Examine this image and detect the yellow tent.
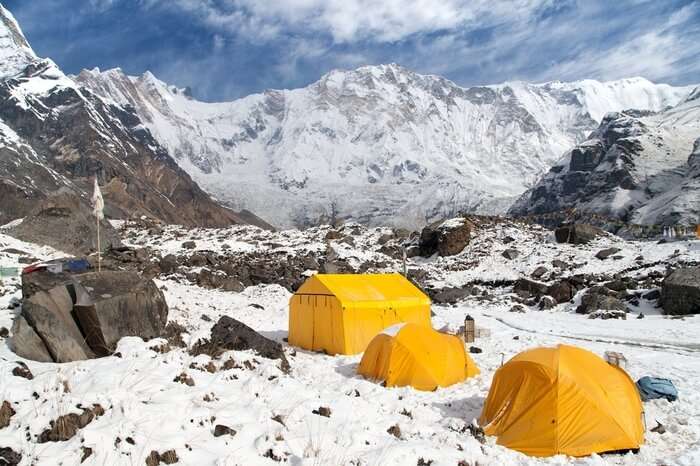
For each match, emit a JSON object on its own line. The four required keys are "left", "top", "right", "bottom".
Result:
{"left": 358, "top": 323, "right": 480, "bottom": 391}
{"left": 289, "top": 273, "right": 431, "bottom": 355}
{"left": 479, "top": 344, "right": 644, "bottom": 457}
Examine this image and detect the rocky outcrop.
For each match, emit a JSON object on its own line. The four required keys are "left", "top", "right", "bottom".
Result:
{"left": 660, "top": 267, "right": 700, "bottom": 315}
{"left": 419, "top": 218, "right": 473, "bottom": 257}
{"left": 510, "top": 101, "right": 700, "bottom": 227}
{"left": 192, "top": 316, "right": 289, "bottom": 372}
{"left": 10, "top": 268, "right": 168, "bottom": 362}
{"left": 554, "top": 224, "right": 605, "bottom": 245}
{"left": 0, "top": 8, "right": 269, "bottom": 229}
{"left": 9, "top": 191, "right": 122, "bottom": 255}
{"left": 575, "top": 287, "right": 627, "bottom": 315}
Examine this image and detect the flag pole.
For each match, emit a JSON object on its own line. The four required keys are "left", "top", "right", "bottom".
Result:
{"left": 96, "top": 210, "right": 101, "bottom": 272}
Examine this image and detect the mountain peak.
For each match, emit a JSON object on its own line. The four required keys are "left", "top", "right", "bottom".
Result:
{"left": 0, "top": 4, "right": 37, "bottom": 79}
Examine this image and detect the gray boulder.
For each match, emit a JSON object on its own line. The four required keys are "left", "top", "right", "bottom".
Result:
{"left": 513, "top": 278, "right": 548, "bottom": 299}
{"left": 501, "top": 248, "right": 520, "bottom": 260}
{"left": 22, "top": 287, "right": 94, "bottom": 362}
{"left": 9, "top": 315, "right": 53, "bottom": 362}
{"left": 660, "top": 267, "right": 700, "bottom": 315}
{"left": 555, "top": 224, "right": 605, "bottom": 245}
{"left": 72, "top": 271, "right": 168, "bottom": 356}
{"left": 595, "top": 247, "right": 621, "bottom": 260}
{"left": 419, "top": 218, "right": 474, "bottom": 257}
{"left": 576, "top": 287, "right": 627, "bottom": 315}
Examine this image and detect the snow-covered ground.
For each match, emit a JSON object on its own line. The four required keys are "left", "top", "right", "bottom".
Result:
{"left": 1, "top": 224, "right": 699, "bottom": 465}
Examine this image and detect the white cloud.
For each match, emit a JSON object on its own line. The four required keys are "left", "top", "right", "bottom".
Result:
{"left": 152, "top": 0, "right": 552, "bottom": 44}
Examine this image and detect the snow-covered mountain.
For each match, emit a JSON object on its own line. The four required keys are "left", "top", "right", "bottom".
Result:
{"left": 0, "top": 4, "right": 268, "bottom": 228}
{"left": 509, "top": 90, "right": 700, "bottom": 225}
{"left": 76, "top": 64, "right": 694, "bottom": 228}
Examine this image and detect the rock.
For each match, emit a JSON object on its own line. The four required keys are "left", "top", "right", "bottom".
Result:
{"left": 8, "top": 191, "right": 122, "bottom": 255}
{"left": 387, "top": 424, "right": 401, "bottom": 439}
{"left": 576, "top": 288, "right": 627, "bottom": 315}
{"left": 9, "top": 315, "right": 53, "bottom": 362}
{"left": 37, "top": 404, "right": 104, "bottom": 443}
{"left": 530, "top": 266, "right": 547, "bottom": 279}
{"left": 220, "top": 277, "right": 245, "bottom": 292}
{"left": 0, "top": 401, "right": 15, "bottom": 429}
{"left": 554, "top": 224, "right": 605, "bottom": 245}
{"left": 512, "top": 278, "right": 548, "bottom": 299}
{"left": 312, "top": 406, "right": 331, "bottom": 417}
{"left": 0, "top": 327, "right": 7, "bottom": 338}
{"left": 419, "top": 218, "right": 474, "bottom": 257}
{"left": 146, "top": 450, "right": 179, "bottom": 466}
{"left": 650, "top": 421, "right": 666, "bottom": 434}
{"left": 509, "top": 304, "right": 526, "bottom": 313}
{"left": 588, "top": 309, "right": 627, "bottom": 320}
{"left": 428, "top": 286, "right": 475, "bottom": 304}
{"left": 546, "top": 280, "right": 576, "bottom": 304}
{"left": 502, "top": 236, "right": 516, "bottom": 244}
{"left": 661, "top": 267, "right": 700, "bottom": 315}
{"left": 21, "top": 286, "right": 95, "bottom": 362}
{"left": 643, "top": 289, "right": 661, "bottom": 300}
{"left": 538, "top": 296, "right": 556, "bottom": 310}
{"left": 192, "top": 316, "right": 289, "bottom": 373}
{"left": 81, "top": 446, "right": 93, "bottom": 463}
{"left": 72, "top": 271, "right": 168, "bottom": 356}
{"left": 551, "top": 259, "right": 569, "bottom": 270}
{"left": 182, "top": 241, "right": 196, "bottom": 250}
{"left": 469, "top": 346, "right": 482, "bottom": 354}
{"left": 501, "top": 248, "right": 520, "bottom": 260}
{"left": 159, "top": 254, "right": 179, "bottom": 274}
{"left": 637, "top": 312, "right": 645, "bottom": 319}
{"left": 604, "top": 278, "right": 635, "bottom": 292}
{"left": 213, "top": 424, "right": 237, "bottom": 437}
{"left": 11, "top": 362, "right": 33, "bottom": 380}
{"left": 0, "top": 447, "right": 21, "bottom": 466}
{"left": 595, "top": 247, "right": 621, "bottom": 260}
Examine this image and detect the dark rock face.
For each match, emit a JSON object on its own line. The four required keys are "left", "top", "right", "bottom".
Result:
{"left": 660, "top": 267, "right": 700, "bottom": 315}
{"left": 546, "top": 280, "right": 576, "bottom": 304}
{"left": 9, "top": 191, "right": 122, "bottom": 255}
{"left": 419, "top": 219, "right": 473, "bottom": 257}
{"left": 193, "top": 316, "right": 289, "bottom": 372}
{"left": 554, "top": 224, "right": 605, "bottom": 245}
{"left": 0, "top": 56, "right": 268, "bottom": 229}
{"left": 513, "top": 278, "right": 548, "bottom": 299}
{"left": 72, "top": 271, "right": 168, "bottom": 355}
{"left": 11, "top": 269, "right": 168, "bottom": 362}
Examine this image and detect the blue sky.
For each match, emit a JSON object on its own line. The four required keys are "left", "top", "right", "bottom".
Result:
{"left": 4, "top": 0, "right": 700, "bottom": 102}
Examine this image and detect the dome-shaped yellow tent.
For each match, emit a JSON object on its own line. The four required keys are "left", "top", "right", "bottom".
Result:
{"left": 357, "top": 323, "right": 480, "bottom": 391}
{"left": 479, "top": 344, "right": 644, "bottom": 457}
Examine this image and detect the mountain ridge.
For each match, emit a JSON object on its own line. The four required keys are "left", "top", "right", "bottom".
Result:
{"left": 76, "top": 63, "right": 695, "bottom": 228}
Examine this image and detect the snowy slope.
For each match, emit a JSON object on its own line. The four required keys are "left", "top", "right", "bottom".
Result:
{"left": 75, "top": 66, "right": 695, "bottom": 229}
{"left": 2, "top": 220, "right": 700, "bottom": 465}
{"left": 510, "top": 89, "right": 700, "bottom": 225}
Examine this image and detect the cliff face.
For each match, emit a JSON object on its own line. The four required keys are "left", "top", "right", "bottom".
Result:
{"left": 0, "top": 4, "right": 270, "bottom": 229}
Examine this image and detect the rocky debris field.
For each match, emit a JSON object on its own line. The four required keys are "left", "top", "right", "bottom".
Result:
{"left": 0, "top": 216, "right": 699, "bottom": 465}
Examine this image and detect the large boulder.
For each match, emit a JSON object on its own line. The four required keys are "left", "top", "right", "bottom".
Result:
{"left": 419, "top": 218, "right": 474, "bottom": 257}
{"left": 660, "top": 267, "right": 700, "bottom": 315}
{"left": 194, "top": 316, "right": 289, "bottom": 372}
{"left": 9, "top": 190, "right": 121, "bottom": 255}
{"left": 513, "top": 278, "right": 549, "bottom": 299}
{"left": 555, "top": 224, "right": 605, "bottom": 245}
{"left": 72, "top": 271, "right": 168, "bottom": 356}
{"left": 9, "top": 315, "right": 53, "bottom": 362}
{"left": 12, "top": 269, "right": 168, "bottom": 362}
{"left": 575, "top": 287, "right": 627, "bottom": 315}
{"left": 21, "top": 286, "right": 95, "bottom": 362}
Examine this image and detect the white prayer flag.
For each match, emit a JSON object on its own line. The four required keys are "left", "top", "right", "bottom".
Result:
{"left": 92, "top": 177, "right": 104, "bottom": 220}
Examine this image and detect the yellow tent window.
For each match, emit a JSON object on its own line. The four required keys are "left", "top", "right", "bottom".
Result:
{"left": 358, "top": 323, "right": 479, "bottom": 391}
{"left": 288, "top": 273, "right": 431, "bottom": 355}
{"left": 479, "top": 344, "right": 644, "bottom": 457}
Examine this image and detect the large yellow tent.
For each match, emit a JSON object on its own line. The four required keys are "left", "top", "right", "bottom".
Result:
{"left": 479, "top": 344, "right": 644, "bottom": 457}
{"left": 289, "top": 273, "right": 431, "bottom": 355}
{"left": 358, "top": 323, "right": 479, "bottom": 391}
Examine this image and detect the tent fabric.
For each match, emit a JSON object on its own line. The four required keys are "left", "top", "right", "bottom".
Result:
{"left": 479, "top": 344, "right": 644, "bottom": 458}
{"left": 358, "top": 323, "right": 479, "bottom": 391}
{"left": 289, "top": 274, "right": 431, "bottom": 355}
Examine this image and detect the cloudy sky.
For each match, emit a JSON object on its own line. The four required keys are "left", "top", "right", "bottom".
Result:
{"left": 4, "top": 0, "right": 700, "bottom": 101}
